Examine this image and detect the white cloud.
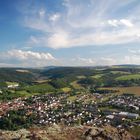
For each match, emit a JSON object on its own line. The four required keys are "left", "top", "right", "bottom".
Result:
{"left": 47, "top": 31, "right": 69, "bottom": 49}
{"left": 108, "top": 19, "right": 133, "bottom": 27}
{"left": 69, "top": 56, "right": 118, "bottom": 66}
{"left": 128, "top": 49, "right": 140, "bottom": 55}
{"left": 77, "top": 57, "right": 95, "bottom": 64}
{"left": 0, "top": 63, "right": 17, "bottom": 67}
{"left": 30, "top": 36, "right": 40, "bottom": 44}
{"left": 39, "top": 9, "right": 46, "bottom": 18}
{"left": 49, "top": 14, "right": 61, "bottom": 22}
{"left": 0, "top": 50, "right": 57, "bottom": 67}
{"left": 100, "top": 57, "right": 116, "bottom": 65}
{"left": 123, "top": 55, "right": 140, "bottom": 64}
{"left": 137, "top": 34, "right": 140, "bottom": 37}
{"left": 108, "top": 19, "right": 118, "bottom": 27}
{"left": 25, "top": 19, "right": 49, "bottom": 32}
{"left": 120, "top": 19, "right": 133, "bottom": 27}
{"left": 21, "top": 0, "right": 140, "bottom": 49}
{"left": 7, "top": 50, "right": 55, "bottom": 60}
{"left": 64, "top": 57, "right": 96, "bottom": 66}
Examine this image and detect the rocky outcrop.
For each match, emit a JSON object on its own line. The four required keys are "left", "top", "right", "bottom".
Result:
{"left": 0, "top": 125, "right": 137, "bottom": 140}
{"left": 84, "top": 125, "right": 136, "bottom": 140}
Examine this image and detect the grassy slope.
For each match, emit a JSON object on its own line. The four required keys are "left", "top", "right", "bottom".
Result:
{"left": 100, "top": 86, "right": 140, "bottom": 96}
{"left": 70, "top": 81, "right": 84, "bottom": 89}
{"left": 116, "top": 74, "right": 140, "bottom": 80}
{"left": 24, "top": 83, "right": 55, "bottom": 93}
{"left": 91, "top": 74, "right": 104, "bottom": 79}
{"left": 129, "top": 126, "right": 140, "bottom": 138}
{"left": 110, "top": 71, "right": 130, "bottom": 74}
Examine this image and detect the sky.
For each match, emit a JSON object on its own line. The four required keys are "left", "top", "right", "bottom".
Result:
{"left": 0, "top": 0, "right": 140, "bottom": 67}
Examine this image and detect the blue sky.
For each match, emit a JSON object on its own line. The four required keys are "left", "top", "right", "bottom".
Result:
{"left": 1, "top": 0, "right": 140, "bottom": 67}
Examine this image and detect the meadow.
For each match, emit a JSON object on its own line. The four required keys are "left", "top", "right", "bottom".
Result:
{"left": 116, "top": 74, "right": 140, "bottom": 81}
{"left": 100, "top": 86, "right": 140, "bottom": 96}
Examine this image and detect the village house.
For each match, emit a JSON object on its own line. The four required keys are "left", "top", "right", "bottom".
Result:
{"left": 7, "top": 83, "right": 19, "bottom": 88}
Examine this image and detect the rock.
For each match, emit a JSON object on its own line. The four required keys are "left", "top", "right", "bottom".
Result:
{"left": 0, "top": 125, "right": 137, "bottom": 140}
{"left": 84, "top": 125, "right": 136, "bottom": 140}
{"left": 85, "top": 136, "right": 92, "bottom": 140}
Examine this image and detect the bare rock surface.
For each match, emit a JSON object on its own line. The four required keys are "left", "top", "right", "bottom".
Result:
{"left": 0, "top": 125, "right": 137, "bottom": 140}
{"left": 84, "top": 125, "right": 136, "bottom": 140}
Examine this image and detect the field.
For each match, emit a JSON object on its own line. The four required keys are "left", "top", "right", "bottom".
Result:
{"left": 110, "top": 71, "right": 130, "bottom": 74}
{"left": 16, "top": 70, "right": 30, "bottom": 73}
{"left": 70, "top": 81, "right": 83, "bottom": 89}
{"left": 24, "top": 83, "right": 55, "bottom": 93}
{"left": 61, "top": 87, "right": 71, "bottom": 92}
{"left": 77, "top": 75, "right": 86, "bottom": 79}
{"left": 67, "top": 95, "right": 78, "bottom": 102}
{"left": 116, "top": 74, "right": 140, "bottom": 80}
{"left": 100, "top": 86, "right": 140, "bottom": 96}
{"left": 34, "top": 79, "right": 50, "bottom": 84}
{"left": 91, "top": 74, "right": 104, "bottom": 79}
{"left": 6, "top": 82, "right": 19, "bottom": 86}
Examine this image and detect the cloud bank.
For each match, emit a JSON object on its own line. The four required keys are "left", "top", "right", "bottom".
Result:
{"left": 21, "top": 0, "right": 140, "bottom": 49}
{"left": 0, "top": 50, "right": 56, "bottom": 67}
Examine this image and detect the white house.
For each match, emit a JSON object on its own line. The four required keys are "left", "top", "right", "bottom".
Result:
{"left": 7, "top": 84, "right": 19, "bottom": 88}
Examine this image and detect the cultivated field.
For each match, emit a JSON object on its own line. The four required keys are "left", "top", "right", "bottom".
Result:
{"left": 100, "top": 86, "right": 140, "bottom": 96}
{"left": 116, "top": 74, "right": 140, "bottom": 80}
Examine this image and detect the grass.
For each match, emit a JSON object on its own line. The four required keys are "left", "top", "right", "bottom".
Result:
{"left": 0, "top": 84, "right": 55, "bottom": 101}
{"left": 16, "top": 90, "right": 40, "bottom": 97}
{"left": 91, "top": 74, "right": 104, "bottom": 79}
{"left": 6, "top": 82, "right": 19, "bottom": 86}
{"left": 110, "top": 71, "right": 130, "bottom": 74}
{"left": 15, "top": 90, "right": 32, "bottom": 97}
{"left": 99, "top": 106, "right": 118, "bottom": 112}
{"left": 34, "top": 79, "right": 50, "bottom": 84}
{"left": 0, "top": 83, "right": 56, "bottom": 101}
{"left": 70, "top": 81, "right": 83, "bottom": 89}
{"left": 67, "top": 95, "right": 78, "bottom": 102}
{"left": 24, "top": 83, "right": 55, "bottom": 93}
{"left": 116, "top": 74, "right": 140, "bottom": 80}
{"left": 0, "top": 90, "right": 31, "bottom": 101}
{"left": 100, "top": 86, "right": 140, "bottom": 96}
{"left": 129, "top": 126, "right": 140, "bottom": 138}
{"left": 61, "top": 87, "right": 71, "bottom": 92}
{"left": 77, "top": 75, "right": 86, "bottom": 79}
{"left": 67, "top": 92, "right": 84, "bottom": 102}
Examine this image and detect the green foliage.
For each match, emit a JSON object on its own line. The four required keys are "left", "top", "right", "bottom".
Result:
{"left": 78, "top": 77, "right": 95, "bottom": 85}
{"left": 116, "top": 74, "right": 140, "bottom": 80}
{"left": 1, "top": 66, "right": 140, "bottom": 96}
{"left": 0, "top": 109, "right": 35, "bottom": 130}
{"left": 24, "top": 83, "right": 55, "bottom": 93}
{"left": 0, "top": 83, "right": 56, "bottom": 101}
{"left": 0, "top": 82, "right": 7, "bottom": 88}
{"left": 49, "top": 78, "right": 69, "bottom": 88}
{"left": 0, "top": 68, "right": 37, "bottom": 84}
{"left": 78, "top": 77, "right": 103, "bottom": 88}
{"left": 42, "top": 67, "right": 97, "bottom": 78}
{"left": 0, "top": 90, "right": 21, "bottom": 101}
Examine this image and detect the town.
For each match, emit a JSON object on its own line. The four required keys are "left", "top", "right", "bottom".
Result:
{"left": 0, "top": 89, "right": 140, "bottom": 131}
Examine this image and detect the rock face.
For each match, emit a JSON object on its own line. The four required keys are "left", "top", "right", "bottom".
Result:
{"left": 0, "top": 129, "right": 30, "bottom": 140}
{"left": 0, "top": 125, "right": 137, "bottom": 140}
{"left": 84, "top": 126, "right": 136, "bottom": 140}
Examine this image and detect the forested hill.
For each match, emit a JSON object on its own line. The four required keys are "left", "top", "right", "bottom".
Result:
{"left": 41, "top": 66, "right": 140, "bottom": 87}
{"left": 41, "top": 65, "right": 140, "bottom": 78}
{"left": 41, "top": 67, "right": 98, "bottom": 78}
{"left": 1, "top": 65, "right": 140, "bottom": 88}
{"left": 0, "top": 68, "right": 39, "bottom": 84}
